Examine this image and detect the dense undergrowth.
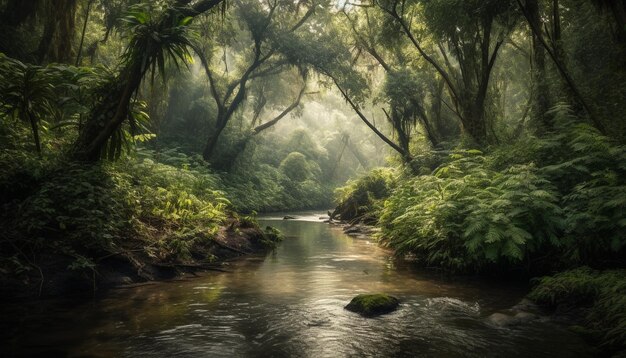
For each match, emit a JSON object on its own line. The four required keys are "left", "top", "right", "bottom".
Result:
{"left": 138, "top": 147, "right": 332, "bottom": 213}
{"left": 0, "top": 148, "right": 283, "bottom": 294}
{"left": 337, "top": 109, "right": 626, "bottom": 273}
{"left": 333, "top": 109, "right": 626, "bottom": 351}
{"left": 331, "top": 168, "right": 396, "bottom": 223}
{"left": 529, "top": 268, "right": 626, "bottom": 353}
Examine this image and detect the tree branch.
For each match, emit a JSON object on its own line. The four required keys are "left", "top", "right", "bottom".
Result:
{"left": 253, "top": 82, "right": 307, "bottom": 134}
{"left": 379, "top": 2, "right": 460, "bottom": 102}
{"left": 332, "top": 77, "right": 410, "bottom": 160}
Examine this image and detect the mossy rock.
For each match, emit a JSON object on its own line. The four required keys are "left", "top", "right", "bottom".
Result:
{"left": 345, "top": 293, "right": 400, "bottom": 317}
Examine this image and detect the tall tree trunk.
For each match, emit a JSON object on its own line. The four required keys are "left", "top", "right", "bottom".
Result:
{"left": 75, "top": 0, "right": 94, "bottom": 66}
{"left": 1, "top": 0, "right": 40, "bottom": 27}
{"left": 27, "top": 111, "right": 42, "bottom": 156}
{"left": 517, "top": 0, "right": 605, "bottom": 133}
{"left": 431, "top": 78, "right": 452, "bottom": 142}
{"left": 202, "top": 114, "right": 228, "bottom": 162}
{"left": 37, "top": 0, "right": 77, "bottom": 64}
{"left": 71, "top": 65, "right": 143, "bottom": 161}
{"left": 526, "top": 0, "right": 551, "bottom": 132}
{"left": 551, "top": 0, "right": 578, "bottom": 111}
{"left": 461, "top": 100, "right": 488, "bottom": 146}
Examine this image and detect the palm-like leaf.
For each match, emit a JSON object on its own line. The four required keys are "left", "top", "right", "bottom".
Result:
{"left": 0, "top": 54, "right": 57, "bottom": 154}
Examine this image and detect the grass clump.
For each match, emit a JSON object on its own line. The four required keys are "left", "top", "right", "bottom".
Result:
{"left": 261, "top": 226, "right": 284, "bottom": 248}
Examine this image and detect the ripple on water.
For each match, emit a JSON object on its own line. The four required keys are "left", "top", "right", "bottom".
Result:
{"left": 0, "top": 217, "right": 596, "bottom": 358}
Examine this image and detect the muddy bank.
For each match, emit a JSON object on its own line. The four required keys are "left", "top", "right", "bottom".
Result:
{"left": 0, "top": 219, "right": 280, "bottom": 300}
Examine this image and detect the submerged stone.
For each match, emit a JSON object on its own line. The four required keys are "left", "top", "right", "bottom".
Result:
{"left": 345, "top": 293, "right": 400, "bottom": 317}
{"left": 487, "top": 311, "right": 539, "bottom": 327}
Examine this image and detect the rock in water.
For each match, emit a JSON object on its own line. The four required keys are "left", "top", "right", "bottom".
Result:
{"left": 487, "top": 311, "right": 538, "bottom": 327}
{"left": 345, "top": 293, "right": 399, "bottom": 317}
{"left": 283, "top": 215, "right": 295, "bottom": 220}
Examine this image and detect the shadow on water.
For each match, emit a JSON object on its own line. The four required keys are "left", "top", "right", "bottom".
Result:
{"left": 1, "top": 211, "right": 594, "bottom": 357}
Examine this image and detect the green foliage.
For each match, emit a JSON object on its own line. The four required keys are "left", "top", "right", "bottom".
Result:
{"left": 0, "top": 151, "right": 231, "bottom": 274}
{"left": 422, "top": 0, "right": 517, "bottom": 39}
{"left": 333, "top": 168, "right": 396, "bottom": 223}
{"left": 540, "top": 109, "right": 626, "bottom": 264}
{"left": 0, "top": 149, "right": 49, "bottom": 203}
{"left": 379, "top": 152, "right": 561, "bottom": 271}
{"left": 279, "top": 152, "right": 311, "bottom": 182}
{"left": 529, "top": 267, "right": 626, "bottom": 352}
{"left": 137, "top": 147, "right": 330, "bottom": 214}
{"left": 120, "top": 3, "right": 197, "bottom": 82}
{"left": 13, "top": 162, "right": 134, "bottom": 250}
{"left": 462, "top": 164, "right": 562, "bottom": 263}
{"left": 0, "top": 54, "right": 57, "bottom": 153}
{"left": 205, "top": 128, "right": 333, "bottom": 213}
{"left": 224, "top": 162, "right": 329, "bottom": 213}
{"left": 120, "top": 158, "right": 228, "bottom": 225}
{"left": 261, "top": 225, "right": 284, "bottom": 248}
{"left": 377, "top": 112, "right": 626, "bottom": 272}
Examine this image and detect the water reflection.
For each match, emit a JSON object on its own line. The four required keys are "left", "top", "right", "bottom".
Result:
{"left": 2, "top": 213, "right": 593, "bottom": 357}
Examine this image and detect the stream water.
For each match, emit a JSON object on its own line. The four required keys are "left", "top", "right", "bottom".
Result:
{"left": 2, "top": 212, "right": 593, "bottom": 357}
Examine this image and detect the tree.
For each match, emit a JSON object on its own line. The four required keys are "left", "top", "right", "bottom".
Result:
{"left": 37, "top": 0, "right": 78, "bottom": 64}
{"left": 274, "top": 14, "right": 415, "bottom": 161}
{"left": 71, "top": 0, "right": 223, "bottom": 162}
{"left": 198, "top": 0, "right": 318, "bottom": 162}
{"left": 524, "top": 0, "right": 551, "bottom": 132}
{"left": 279, "top": 152, "right": 310, "bottom": 182}
{"left": 0, "top": 55, "right": 56, "bottom": 154}
{"left": 343, "top": 8, "right": 450, "bottom": 150}
{"left": 516, "top": 0, "right": 606, "bottom": 133}
{"left": 376, "top": 0, "right": 517, "bottom": 146}
{"left": 591, "top": 0, "right": 626, "bottom": 45}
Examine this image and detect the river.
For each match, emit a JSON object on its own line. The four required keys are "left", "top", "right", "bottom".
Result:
{"left": 2, "top": 212, "right": 593, "bottom": 357}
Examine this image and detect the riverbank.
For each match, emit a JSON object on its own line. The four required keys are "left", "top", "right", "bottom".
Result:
{"left": 0, "top": 155, "right": 284, "bottom": 300}
{"left": 330, "top": 204, "right": 626, "bottom": 355}
{"left": 0, "top": 216, "right": 281, "bottom": 299}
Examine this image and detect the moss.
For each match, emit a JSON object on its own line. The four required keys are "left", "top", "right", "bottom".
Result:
{"left": 529, "top": 267, "right": 626, "bottom": 354}
{"left": 345, "top": 293, "right": 399, "bottom": 317}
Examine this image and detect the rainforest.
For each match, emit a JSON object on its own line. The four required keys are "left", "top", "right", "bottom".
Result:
{"left": 1, "top": 0, "right": 625, "bottom": 357}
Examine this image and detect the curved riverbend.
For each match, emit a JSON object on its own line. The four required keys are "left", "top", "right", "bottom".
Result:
{"left": 2, "top": 212, "right": 593, "bottom": 357}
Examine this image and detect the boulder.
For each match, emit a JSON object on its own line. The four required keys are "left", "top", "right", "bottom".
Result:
{"left": 283, "top": 215, "right": 295, "bottom": 220}
{"left": 487, "top": 312, "right": 517, "bottom": 327}
{"left": 511, "top": 298, "right": 543, "bottom": 314}
{"left": 487, "top": 311, "right": 538, "bottom": 327}
{"left": 345, "top": 293, "right": 400, "bottom": 317}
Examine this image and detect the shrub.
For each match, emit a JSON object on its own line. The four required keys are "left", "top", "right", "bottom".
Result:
{"left": 332, "top": 167, "right": 396, "bottom": 223}
{"left": 379, "top": 153, "right": 562, "bottom": 272}
{"left": 376, "top": 110, "right": 626, "bottom": 273}
{"left": 279, "top": 152, "right": 310, "bottom": 182}
{"left": 529, "top": 267, "right": 626, "bottom": 353}
{"left": 0, "top": 155, "right": 232, "bottom": 276}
